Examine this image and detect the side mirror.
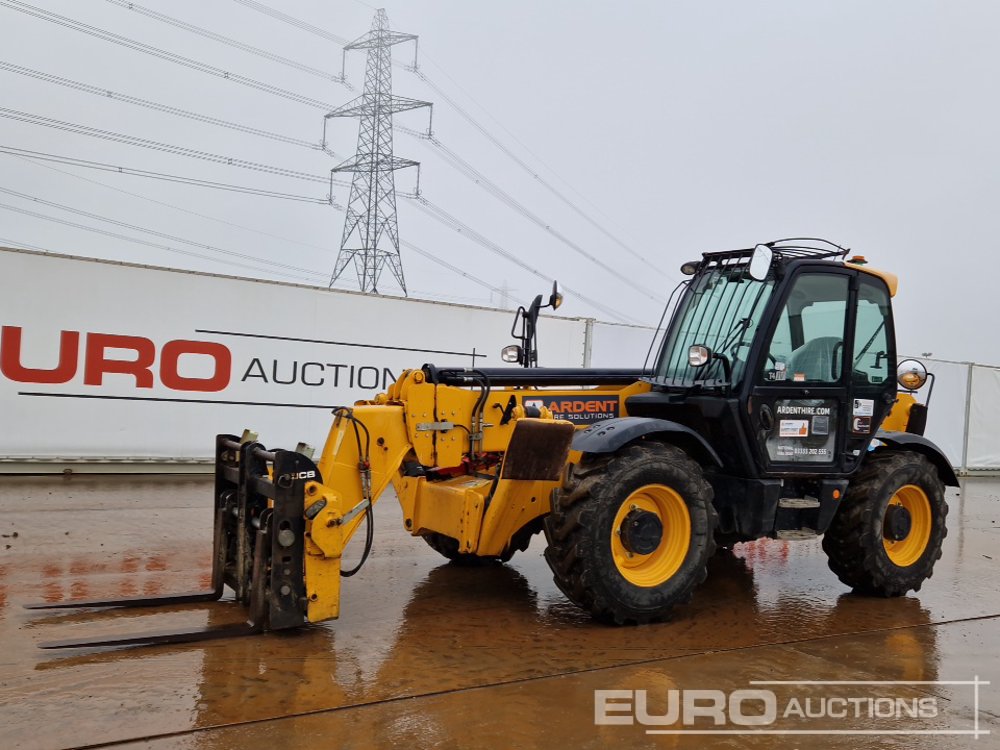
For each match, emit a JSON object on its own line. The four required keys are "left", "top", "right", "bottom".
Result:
{"left": 548, "top": 281, "right": 563, "bottom": 310}
{"left": 749, "top": 244, "right": 773, "bottom": 281}
{"left": 897, "top": 359, "right": 928, "bottom": 390}
{"left": 688, "top": 345, "right": 712, "bottom": 368}
{"left": 501, "top": 344, "right": 523, "bottom": 364}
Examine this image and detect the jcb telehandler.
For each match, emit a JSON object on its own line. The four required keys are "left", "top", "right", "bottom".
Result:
{"left": 28, "top": 238, "right": 956, "bottom": 648}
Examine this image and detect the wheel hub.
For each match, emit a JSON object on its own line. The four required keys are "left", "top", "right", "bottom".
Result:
{"left": 619, "top": 509, "right": 663, "bottom": 556}
{"left": 883, "top": 504, "right": 913, "bottom": 542}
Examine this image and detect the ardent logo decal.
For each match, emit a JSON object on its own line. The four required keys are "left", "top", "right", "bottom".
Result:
{"left": 523, "top": 396, "right": 619, "bottom": 425}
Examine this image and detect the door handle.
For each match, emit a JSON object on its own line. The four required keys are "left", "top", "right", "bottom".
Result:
{"left": 760, "top": 404, "right": 774, "bottom": 431}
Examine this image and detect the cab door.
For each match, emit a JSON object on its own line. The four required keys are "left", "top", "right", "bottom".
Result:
{"left": 747, "top": 266, "right": 897, "bottom": 476}
{"left": 749, "top": 269, "right": 852, "bottom": 473}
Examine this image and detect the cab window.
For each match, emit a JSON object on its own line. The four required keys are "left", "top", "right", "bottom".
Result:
{"left": 852, "top": 277, "right": 892, "bottom": 384}
{"left": 762, "top": 273, "right": 850, "bottom": 384}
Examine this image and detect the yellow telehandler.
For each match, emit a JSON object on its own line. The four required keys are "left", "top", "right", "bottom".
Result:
{"left": 28, "top": 239, "right": 956, "bottom": 647}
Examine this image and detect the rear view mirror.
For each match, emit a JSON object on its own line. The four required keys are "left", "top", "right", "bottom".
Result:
{"left": 749, "top": 244, "right": 773, "bottom": 281}
{"left": 897, "top": 359, "right": 928, "bottom": 390}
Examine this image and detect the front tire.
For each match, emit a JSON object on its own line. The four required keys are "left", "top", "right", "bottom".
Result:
{"left": 543, "top": 442, "right": 717, "bottom": 624}
{"left": 822, "top": 451, "right": 948, "bottom": 596}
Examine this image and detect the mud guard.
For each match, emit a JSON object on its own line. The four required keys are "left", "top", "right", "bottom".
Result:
{"left": 571, "top": 417, "right": 722, "bottom": 467}
{"left": 873, "top": 430, "right": 960, "bottom": 487}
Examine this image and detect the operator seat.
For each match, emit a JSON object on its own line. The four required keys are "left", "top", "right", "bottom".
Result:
{"left": 786, "top": 336, "right": 842, "bottom": 381}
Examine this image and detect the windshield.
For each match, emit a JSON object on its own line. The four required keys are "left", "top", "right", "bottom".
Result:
{"left": 654, "top": 263, "right": 775, "bottom": 387}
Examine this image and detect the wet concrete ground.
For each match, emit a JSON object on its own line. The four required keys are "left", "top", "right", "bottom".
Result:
{"left": 0, "top": 475, "right": 997, "bottom": 749}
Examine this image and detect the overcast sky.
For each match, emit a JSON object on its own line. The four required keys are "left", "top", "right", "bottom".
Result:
{"left": 1, "top": 1, "right": 998, "bottom": 362}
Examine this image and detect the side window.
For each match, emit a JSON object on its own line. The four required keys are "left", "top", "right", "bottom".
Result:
{"left": 852, "top": 278, "right": 892, "bottom": 384}
{"left": 763, "top": 274, "right": 850, "bottom": 384}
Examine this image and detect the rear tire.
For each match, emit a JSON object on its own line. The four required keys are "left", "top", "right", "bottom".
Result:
{"left": 543, "top": 442, "right": 717, "bottom": 624}
{"left": 822, "top": 451, "right": 948, "bottom": 596}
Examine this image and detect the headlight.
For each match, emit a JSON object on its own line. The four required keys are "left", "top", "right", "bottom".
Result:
{"left": 688, "top": 345, "right": 711, "bottom": 368}
{"left": 501, "top": 345, "right": 523, "bottom": 364}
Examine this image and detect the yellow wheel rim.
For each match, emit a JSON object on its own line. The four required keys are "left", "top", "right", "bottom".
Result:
{"left": 611, "top": 484, "right": 691, "bottom": 587}
{"left": 883, "top": 485, "right": 932, "bottom": 567}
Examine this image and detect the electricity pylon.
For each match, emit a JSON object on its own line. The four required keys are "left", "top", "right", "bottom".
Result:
{"left": 325, "top": 9, "right": 431, "bottom": 294}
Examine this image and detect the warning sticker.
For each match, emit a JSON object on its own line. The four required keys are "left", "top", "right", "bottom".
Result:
{"left": 765, "top": 362, "right": 787, "bottom": 382}
{"left": 812, "top": 415, "right": 830, "bottom": 436}
{"left": 853, "top": 398, "right": 875, "bottom": 417}
{"left": 779, "top": 419, "right": 810, "bottom": 438}
{"left": 766, "top": 398, "right": 838, "bottom": 464}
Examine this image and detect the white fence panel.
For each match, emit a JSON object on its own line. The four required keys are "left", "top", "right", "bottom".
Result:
{"left": 917, "top": 359, "right": 969, "bottom": 469}
{"left": 587, "top": 322, "right": 657, "bottom": 368}
{"left": 966, "top": 364, "right": 1000, "bottom": 470}
{"left": 0, "top": 249, "right": 588, "bottom": 463}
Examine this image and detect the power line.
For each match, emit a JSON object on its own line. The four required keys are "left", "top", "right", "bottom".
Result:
{"left": 0, "top": 55, "right": 660, "bottom": 302}
{"left": 0, "top": 200, "right": 328, "bottom": 283}
{"left": 418, "top": 52, "right": 644, "bottom": 247}
{"left": 410, "top": 197, "right": 639, "bottom": 324}
{"left": 231, "top": 0, "right": 350, "bottom": 45}
{"left": 400, "top": 239, "right": 506, "bottom": 297}
{"left": 0, "top": 186, "right": 334, "bottom": 279}
{"left": 226, "top": 0, "right": 663, "bottom": 278}
{"left": 0, "top": 56, "right": 659, "bottom": 303}
{"left": 0, "top": 147, "right": 330, "bottom": 203}
{"left": 409, "top": 67, "right": 667, "bottom": 279}
{"left": 2, "top": 148, "right": 627, "bottom": 319}
{"left": 0, "top": 235, "right": 52, "bottom": 254}
{"left": 0, "top": 1, "right": 335, "bottom": 109}
{"left": 398, "top": 124, "right": 665, "bottom": 303}
{"left": 4, "top": 158, "right": 511, "bottom": 303}
{"left": 1, "top": 57, "right": 638, "bottom": 290}
{"left": 0, "top": 61, "right": 321, "bottom": 149}
{"left": 11, "top": 152, "right": 340, "bottom": 253}
{"left": 0, "top": 109, "right": 339, "bottom": 185}
{"left": 104, "top": 0, "right": 352, "bottom": 88}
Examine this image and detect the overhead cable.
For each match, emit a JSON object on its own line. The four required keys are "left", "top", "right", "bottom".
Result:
{"left": 0, "top": 1, "right": 335, "bottom": 108}
{"left": 231, "top": 0, "right": 350, "bottom": 45}
{"left": 3, "top": 159, "right": 509, "bottom": 302}
{"left": 399, "top": 124, "right": 664, "bottom": 303}
{"left": 0, "top": 200, "right": 328, "bottom": 283}
{"left": 104, "top": 0, "right": 352, "bottom": 88}
{"left": 410, "top": 197, "right": 639, "bottom": 325}
{"left": 0, "top": 186, "right": 332, "bottom": 278}
{"left": 12, "top": 151, "right": 340, "bottom": 252}
{"left": 0, "top": 109, "right": 340, "bottom": 185}
{"left": 0, "top": 147, "right": 330, "bottom": 203}
{"left": 410, "top": 68, "right": 667, "bottom": 279}
{"left": 222, "top": 0, "right": 663, "bottom": 278}
{"left": 0, "top": 61, "right": 320, "bottom": 149}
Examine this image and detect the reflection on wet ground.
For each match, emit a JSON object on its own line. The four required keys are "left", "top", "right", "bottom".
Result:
{"left": 0, "top": 474, "right": 997, "bottom": 749}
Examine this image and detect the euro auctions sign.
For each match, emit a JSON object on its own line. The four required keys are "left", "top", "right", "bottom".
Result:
{"left": 593, "top": 678, "right": 991, "bottom": 739}
{"left": 0, "top": 249, "right": 589, "bottom": 463}
{"left": 1, "top": 327, "right": 233, "bottom": 392}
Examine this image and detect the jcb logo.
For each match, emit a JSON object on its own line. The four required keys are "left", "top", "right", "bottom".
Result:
{"left": 280, "top": 471, "right": 317, "bottom": 482}
{"left": 0, "top": 326, "right": 232, "bottom": 392}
